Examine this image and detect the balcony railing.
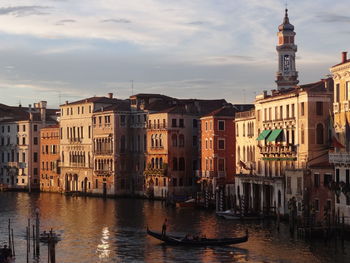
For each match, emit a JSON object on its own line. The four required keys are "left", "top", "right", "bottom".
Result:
{"left": 259, "top": 145, "right": 296, "bottom": 155}
{"left": 69, "top": 138, "right": 82, "bottom": 143}
{"left": 329, "top": 152, "right": 350, "bottom": 164}
{"left": 94, "top": 150, "right": 113, "bottom": 155}
{"left": 144, "top": 167, "right": 168, "bottom": 176}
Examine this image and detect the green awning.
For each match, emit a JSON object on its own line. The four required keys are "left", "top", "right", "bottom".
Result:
{"left": 266, "top": 129, "right": 283, "bottom": 142}
{"left": 256, "top": 130, "right": 271, "bottom": 141}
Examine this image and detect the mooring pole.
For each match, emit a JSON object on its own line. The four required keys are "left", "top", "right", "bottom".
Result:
{"left": 36, "top": 208, "right": 40, "bottom": 256}
{"left": 33, "top": 224, "right": 36, "bottom": 258}
{"left": 26, "top": 227, "right": 29, "bottom": 263}
{"left": 8, "top": 219, "right": 11, "bottom": 255}
{"left": 27, "top": 218, "right": 30, "bottom": 253}
{"left": 11, "top": 228, "right": 15, "bottom": 257}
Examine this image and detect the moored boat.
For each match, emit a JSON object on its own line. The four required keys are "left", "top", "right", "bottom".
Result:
{"left": 147, "top": 227, "right": 248, "bottom": 246}
{"left": 176, "top": 198, "right": 196, "bottom": 208}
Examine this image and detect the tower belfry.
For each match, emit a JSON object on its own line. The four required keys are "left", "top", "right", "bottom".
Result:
{"left": 275, "top": 9, "right": 299, "bottom": 90}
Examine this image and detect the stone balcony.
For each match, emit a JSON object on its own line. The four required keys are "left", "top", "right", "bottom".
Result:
{"left": 329, "top": 152, "right": 350, "bottom": 164}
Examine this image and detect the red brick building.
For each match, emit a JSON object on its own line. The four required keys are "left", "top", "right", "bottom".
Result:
{"left": 199, "top": 105, "right": 237, "bottom": 207}
{"left": 40, "top": 125, "right": 61, "bottom": 192}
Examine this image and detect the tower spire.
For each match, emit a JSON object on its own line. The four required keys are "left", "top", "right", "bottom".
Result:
{"left": 275, "top": 8, "right": 298, "bottom": 90}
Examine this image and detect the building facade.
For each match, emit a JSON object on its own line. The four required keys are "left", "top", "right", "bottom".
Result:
{"left": 329, "top": 52, "right": 350, "bottom": 223}
{"left": 0, "top": 101, "right": 57, "bottom": 190}
{"left": 40, "top": 125, "right": 60, "bottom": 192}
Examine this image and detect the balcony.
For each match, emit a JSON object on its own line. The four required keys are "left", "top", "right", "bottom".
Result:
{"left": 329, "top": 152, "right": 350, "bottom": 164}
{"left": 259, "top": 144, "right": 296, "bottom": 155}
{"left": 6, "top": 162, "right": 26, "bottom": 169}
{"left": 333, "top": 103, "right": 340, "bottom": 113}
{"left": 94, "top": 150, "right": 113, "bottom": 155}
{"left": 143, "top": 167, "right": 168, "bottom": 177}
{"left": 94, "top": 170, "right": 113, "bottom": 177}
{"left": 69, "top": 138, "right": 82, "bottom": 144}
{"left": 147, "top": 123, "right": 168, "bottom": 130}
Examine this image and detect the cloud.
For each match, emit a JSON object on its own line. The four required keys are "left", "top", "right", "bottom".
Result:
{"left": 101, "top": 18, "right": 131, "bottom": 24}
{"left": 317, "top": 13, "right": 350, "bottom": 23}
{"left": 55, "top": 19, "right": 76, "bottom": 25}
{"left": 0, "top": 6, "right": 50, "bottom": 17}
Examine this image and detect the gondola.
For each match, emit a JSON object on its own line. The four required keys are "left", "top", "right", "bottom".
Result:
{"left": 147, "top": 227, "right": 248, "bottom": 246}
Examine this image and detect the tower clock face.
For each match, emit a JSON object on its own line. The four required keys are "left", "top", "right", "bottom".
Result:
{"left": 283, "top": 54, "right": 290, "bottom": 72}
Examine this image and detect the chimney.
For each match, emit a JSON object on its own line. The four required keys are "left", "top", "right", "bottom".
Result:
{"left": 108, "top": 93, "right": 113, "bottom": 99}
{"left": 263, "top": 90, "right": 268, "bottom": 98}
{"left": 342, "top": 51, "right": 347, "bottom": 63}
{"left": 28, "top": 104, "right": 32, "bottom": 112}
{"left": 40, "top": 101, "right": 47, "bottom": 123}
{"left": 65, "top": 100, "right": 69, "bottom": 105}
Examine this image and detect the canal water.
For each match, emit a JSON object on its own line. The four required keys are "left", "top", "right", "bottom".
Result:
{"left": 0, "top": 192, "right": 349, "bottom": 263}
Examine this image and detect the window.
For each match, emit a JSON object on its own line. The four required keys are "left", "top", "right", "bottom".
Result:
{"left": 314, "top": 173, "right": 320, "bottom": 187}
{"left": 280, "top": 106, "right": 283, "bottom": 119}
{"left": 218, "top": 139, "right": 225, "bottom": 150}
{"left": 172, "top": 134, "right": 177, "bottom": 147}
{"left": 314, "top": 199, "right": 319, "bottom": 212}
{"left": 179, "top": 134, "right": 185, "bottom": 147}
{"left": 336, "top": 84, "right": 340, "bottom": 103}
{"left": 297, "top": 177, "right": 302, "bottom": 194}
{"left": 346, "top": 169, "right": 350, "bottom": 186}
{"left": 257, "top": 110, "right": 260, "bottom": 121}
{"left": 324, "top": 174, "right": 332, "bottom": 187}
{"left": 23, "top": 125, "right": 26, "bottom": 132}
{"left": 316, "top": 124, "right": 324, "bottom": 144}
{"left": 205, "top": 122, "right": 208, "bottom": 131}
{"left": 193, "top": 119, "right": 198, "bottom": 128}
{"left": 179, "top": 158, "right": 185, "bottom": 171}
{"left": 179, "top": 119, "right": 184, "bottom": 128}
{"left": 218, "top": 120, "right": 225, "bottom": 131}
{"left": 34, "top": 125, "right": 38, "bottom": 132}
{"left": 209, "top": 139, "right": 213, "bottom": 149}
{"left": 301, "top": 125, "right": 305, "bottom": 144}
{"left": 22, "top": 137, "right": 26, "bottom": 145}
{"left": 192, "top": 136, "right": 197, "bottom": 147}
{"left": 236, "top": 124, "right": 239, "bottom": 137}
{"left": 120, "top": 115, "right": 126, "bottom": 126}
{"left": 172, "top": 119, "right": 177, "bottom": 127}
{"left": 286, "top": 105, "right": 289, "bottom": 118}
{"left": 336, "top": 169, "right": 340, "bottom": 183}
{"left": 173, "top": 158, "right": 178, "bottom": 171}
{"left": 287, "top": 176, "right": 291, "bottom": 194}
{"left": 34, "top": 137, "right": 38, "bottom": 145}
{"left": 291, "top": 104, "right": 295, "bottom": 118}
{"left": 218, "top": 159, "right": 225, "bottom": 171}
{"left": 316, "top": 102, "right": 323, "bottom": 115}
{"left": 120, "top": 135, "right": 126, "bottom": 153}
{"left": 301, "top": 102, "right": 304, "bottom": 116}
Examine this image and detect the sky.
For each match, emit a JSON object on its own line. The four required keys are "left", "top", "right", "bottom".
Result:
{"left": 0, "top": 0, "right": 349, "bottom": 108}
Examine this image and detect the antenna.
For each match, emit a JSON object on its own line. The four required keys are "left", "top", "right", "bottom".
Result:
{"left": 285, "top": 0, "right": 288, "bottom": 9}
{"left": 131, "top": 80, "right": 134, "bottom": 95}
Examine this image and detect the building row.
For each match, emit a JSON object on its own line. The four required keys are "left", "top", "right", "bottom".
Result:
{"left": 1, "top": 9, "right": 350, "bottom": 224}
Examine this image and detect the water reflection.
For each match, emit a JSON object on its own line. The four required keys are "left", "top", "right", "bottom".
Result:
{"left": 0, "top": 192, "right": 349, "bottom": 263}
{"left": 96, "top": 227, "right": 110, "bottom": 261}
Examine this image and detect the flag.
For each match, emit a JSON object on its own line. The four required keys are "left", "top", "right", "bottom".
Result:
{"left": 239, "top": 160, "right": 248, "bottom": 170}
{"left": 329, "top": 109, "right": 345, "bottom": 149}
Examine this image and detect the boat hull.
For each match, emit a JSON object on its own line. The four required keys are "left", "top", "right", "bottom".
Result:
{"left": 147, "top": 228, "right": 248, "bottom": 246}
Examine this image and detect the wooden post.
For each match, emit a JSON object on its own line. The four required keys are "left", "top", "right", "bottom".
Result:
{"left": 33, "top": 224, "right": 36, "bottom": 258}
{"left": 27, "top": 218, "right": 30, "bottom": 253}
{"left": 26, "top": 227, "right": 29, "bottom": 263}
{"left": 11, "top": 228, "right": 15, "bottom": 257}
{"left": 47, "top": 232, "right": 50, "bottom": 263}
{"left": 36, "top": 208, "right": 40, "bottom": 256}
{"left": 341, "top": 213, "right": 345, "bottom": 249}
{"left": 8, "top": 219, "right": 11, "bottom": 256}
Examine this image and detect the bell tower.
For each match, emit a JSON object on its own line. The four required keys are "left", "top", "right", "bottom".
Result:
{"left": 276, "top": 9, "right": 299, "bottom": 90}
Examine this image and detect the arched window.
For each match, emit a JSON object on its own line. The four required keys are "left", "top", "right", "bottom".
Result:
{"left": 159, "top": 134, "right": 162, "bottom": 147}
{"left": 179, "top": 134, "right": 185, "bottom": 147}
{"left": 159, "top": 158, "right": 163, "bottom": 169}
{"left": 243, "top": 123, "right": 245, "bottom": 137}
{"left": 173, "top": 158, "right": 178, "bottom": 171}
{"left": 172, "top": 134, "right": 177, "bottom": 147}
{"left": 237, "top": 146, "right": 240, "bottom": 162}
{"left": 155, "top": 158, "right": 159, "bottom": 169}
{"left": 179, "top": 157, "right": 185, "bottom": 171}
{"left": 243, "top": 146, "right": 246, "bottom": 162}
{"left": 278, "top": 190, "right": 281, "bottom": 207}
{"left": 155, "top": 134, "right": 158, "bottom": 147}
{"left": 316, "top": 123, "right": 324, "bottom": 144}
{"left": 301, "top": 124, "right": 305, "bottom": 144}
{"left": 151, "top": 158, "right": 155, "bottom": 168}
{"left": 151, "top": 134, "right": 154, "bottom": 147}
